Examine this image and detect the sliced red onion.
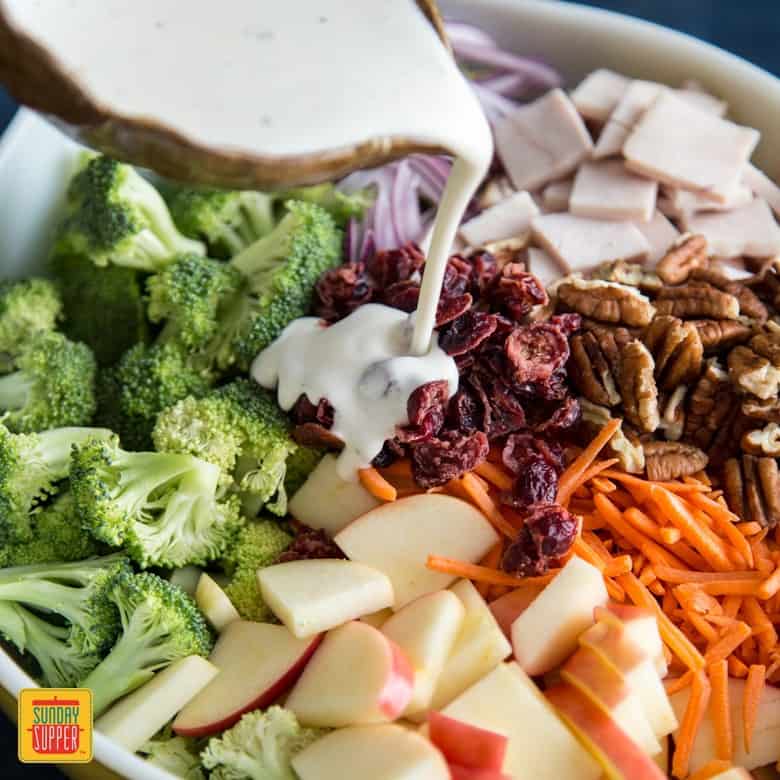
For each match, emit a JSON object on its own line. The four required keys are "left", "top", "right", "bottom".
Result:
{"left": 449, "top": 41, "right": 562, "bottom": 89}
{"left": 444, "top": 21, "right": 499, "bottom": 50}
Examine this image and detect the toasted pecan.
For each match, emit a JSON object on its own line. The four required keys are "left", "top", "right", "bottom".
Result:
{"left": 742, "top": 422, "right": 780, "bottom": 457}
{"left": 684, "top": 358, "right": 739, "bottom": 450}
{"left": 557, "top": 279, "right": 656, "bottom": 327}
{"left": 618, "top": 340, "right": 660, "bottom": 433}
{"left": 569, "top": 331, "right": 621, "bottom": 407}
{"left": 655, "top": 282, "right": 740, "bottom": 320}
{"left": 692, "top": 319, "right": 753, "bottom": 351}
{"left": 643, "top": 315, "right": 703, "bottom": 390}
{"left": 691, "top": 268, "right": 769, "bottom": 323}
{"left": 579, "top": 399, "right": 645, "bottom": 473}
{"left": 643, "top": 440, "right": 708, "bottom": 481}
{"left": 591, "top": 260, "right": 662, "bottom": 294}
{"left": 656, "top": 234, "right": 708, "bottom": 285}
{"left": 728, "top": 345, "right": 780, "bottom": 400}
{"left": 726, "top": 455, "right": 780, "bottom": 528}
{"left": 658, "top": 385, "right": 687, "bottom": 441}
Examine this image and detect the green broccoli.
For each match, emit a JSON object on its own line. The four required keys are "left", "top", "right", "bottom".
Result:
{"left": 147, "top": 254, "right": 244, "bottom": 354}
{"left": 229, "top": 201, "right": 342, "bottom": 368}
{"left": 54, "top": 153, "right": 205, "bottom": 272}
{"left": 153, "top": 380, "right": 309, "bottom": 515}
{"left": 0, "top": 331, "right": 97, "bottom": 432}
{"left": 0, "top": 492, "right": 104, "bottom": 568}
{"left": 222, "top": 520, "right": 292, "bottom": 622}
{"left": 0, "top": 555, "right": 127, "bottom": 656}
{"left": 277, "top": 182, "right": 372, "bottom": 226}
{"left": 80, "top": 570, "right": 214, "bottom": 716}
{"left": 50, "top": 253, "right": 149, "bottom": 366}
{"left": 0, "top": 424, "right": 112, "bottom": 544}
{"left": 70, "top": 434, "right": 244, "bottom": 568}
{"left": 139, "top": 731, "right": 206, "bottom": 780}
{"left": 168, "top": 187, "right": 276, "bottom": 259}
{"left": 0, "top": 278, "right": 62, "bottom": 362}
{"left": 201, "top": 706, "right": 326, "bottom": 780}
{"left": 0, "top": 600, "right": 101, "bottom": 687}
{"left": 96, "top": 342, "right": 212, "bottom": 450}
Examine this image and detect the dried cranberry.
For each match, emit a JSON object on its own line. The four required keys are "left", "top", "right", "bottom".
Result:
{"left": 489, "top": 264, "right": 548, "bottom": 321}
{"left": 485, "top": 380, "right": 527, "bottom": 438}
{"left": 277, "top": 524, "right": 346, "bottom": 563}
{"left": 410, "top": 430, "right": 489, "bottom": 488}
{"left": 468, "top": 250, "right": 499, "bottom": 297}
{"left": 367, "top": 242, "right": 425, "bottom": 288}
{"left": 505, "top": 323, "right": 569, "bottom": 384}
{"left": 502, "top": 433, "right": 564, "bottom": 475}
{"left": 535, "top": 396, "right": 581, "bottom": 434}
{"left": 436, "top": 293, "right": 473, "bottom": 327}
{"left": 290, "top": 394, "right": 335, "bottom": 428}
{"left": 314, "top": 262, "right": 373, "bottom": 322}
{"left": 502, "top": 458, "right": 558, "bottom": 509}
{"left": 549, "top": 312, "right": 582, "bottom": 336}
{"left": 372, "top": 439, "right": 405, "bottom": 468}
{"left": 446, "top": 385, "right": 484, "bottom": 434}
{"left": 439, "top": 310, "right": 498, "bottom": 356}
{"left": 501, "top": 504, "right": 578, "bottom": 576}
{"left": 397, "top": 380, "right": 449, "bottom": 444}
{"left": 383, "top": 280, "right": 420, "bottom": 312}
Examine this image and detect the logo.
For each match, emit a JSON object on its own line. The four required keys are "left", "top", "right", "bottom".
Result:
{"left": 18, "top": 688, "right": 93, "bottom": 763}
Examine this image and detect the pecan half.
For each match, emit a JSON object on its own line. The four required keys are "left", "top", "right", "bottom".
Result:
{"left": 742, "top": 397, "right": 780, "bottom": 423}
{"left": 748, "top": 259, "right": 780, "bottom": 310}
{"left": 750, "top": 326, "right": 780, "bottom": 365}
{"left": 591, "top": 260, "right": 662, "bottom": 295}
{"left": 723, "top": 456, "right": 780, "bottom": 528}
{"left": 655, "top": 282, "right": 740, "bottom": 320}
{"left": 643, "top": 315, "right": 703, "bottom": 390}
{"left": 692, "top": 319, "right": 753, "bottom": 351}
{"left": 690, "top": 268, "right": 768, "bottom": 323}
{"left": 643, "top": 441, "right": 708, "bottom": 481}
{"left": 483, "top": 237, "right": 530, "bottom": 269}
{"left": 569, "top": 331, "right": 621, "bottom": 407}
{"left": 728, "top": 345, "right": 780, "bottom": 400}
{"left": 656, "top": 234, "right": 708, "bottom": 285}
{"left": 579, "top": 399, "right": 645, "bottom": 473}
{"left": 658, "top": 385, "right": 687, "bottom": 441}
{"left": 557, "top": 279, "right": 656, "bottom": 327}
{"left": 742, "top": 422, "right": 780, "bottom": 457}
{"left": 618, "top": 340, "right": 660, "bottom": 433}
{"left": 684, "top": 358, "right": 739, "bottom": 450}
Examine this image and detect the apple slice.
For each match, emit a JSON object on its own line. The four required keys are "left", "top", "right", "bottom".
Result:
{"left": 546, "top": 682, "right": 667, "bottom": 780}
{"left": 489, "top": 582, "right": 546, "bottom": 639}
{"left": 561, "top": 646, "right": 661, "bottom": 756}
{"left": 512, "top": 557, "right": 608, "bottom": 676}
{"left": 425, "top": 580, "right": 512, "bottom": 715}
{"left": 580, "top": 621, "right": 677, "bottom": 738}
{"left": 670, "top": 677, "right": 780, "bottom": 772}
{"left": 292, "top": 724, "right": 449, "bottom": 780}
{"left": 286, "top": 621, "right": 414, "bottom": 727}
{"left": 96, "top": 655, "right": 218, "bottom": 751}
{"left": 597, "top": 603, "right": 667, "bottom": 677}
{"left": 439, "top": 662, "right": 601, "bottom": 779}
{"left": 335, "top": 494, "right": 499, "bottom": 608}
{"left": 289, "top": 453, "right": 380, "bottom": 536}
{"left": 428, "top": 712, "right": 507, "bottom": 771}
{"left": 448, "top": 766, "right": 511, "bottom": 780}
{"left": 257, "top": 559, "right": 394, "bottom": 638}
{"left": 381, "top": 590, "right": 465, "bottom": 716}
{"left": 196, "top": 573, "right": 240, "bottom": 632}
{"left": 173, "top": 621, "right": 320, "bottom": 737}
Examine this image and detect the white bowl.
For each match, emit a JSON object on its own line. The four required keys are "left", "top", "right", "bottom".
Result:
{"left": 1, "top": 1, "right": 779, "bottom": 777}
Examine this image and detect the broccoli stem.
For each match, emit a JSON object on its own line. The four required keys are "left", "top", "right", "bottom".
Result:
{"left": 35, "top": 427, "right": 113, "bottom": 479}
{"left": 0, "top": 371, "right": 33, "bottom": 411}
{"left": 0, "top": 579, "right": 88, "bottom": 626}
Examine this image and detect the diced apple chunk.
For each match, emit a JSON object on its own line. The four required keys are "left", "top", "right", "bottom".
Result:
{"left": 335, "top": 494, "right": 499, "bottom": 608}
{"left": 488, "top": 582, "right": 546, "bottom": 639}
{"left": 195, "top": 572, "right": 239, "bottom": 632}
{"left": 289, "top": 454, "right": 380, "bottom": 536}
{"left": 257, "top": 558, "right": 394, "bottom": 638}
{"left": 96, "top": 656, "right": 218, "bottom": 751}
{"left": 512, "top": 557, "right": 608, "bottom": 675}
{"left": 598, "top": 604, "right": 667, "bottom": 677}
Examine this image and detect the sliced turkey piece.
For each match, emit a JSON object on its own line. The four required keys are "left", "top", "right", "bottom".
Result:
{"left": 664, "top": 182, "right": 753, "bottom": 217}
{"left": 541, "top": 179, "right": 573, "bottom": 212}
{"left": 495, "top": 88, "right": 593, "bottom": 192}
{"left": 676, "top": 86, "right": 728, "bottom": 117}
{"left": 531, "top": 213, "right": 650, "bottom": 271}
{"left": 623, "top": 92, "right": 760, "bottom": 203}
{"left": 570, "top": 68, "right": 630, "bottom": 122}
{"left": 634, "top": 210, "right": 680, "bottom": 265}
{"left": 459, "top": 191, "right": 540, "bottom": 246}
{"left": 743, "top": 163, "right": 780, "bottom": 217}
{"left": 526, "top": 246, "right": 570, "bottom": 287}
{"left": 681, "top": 199, "right": 780, "bottom": 259}
{"left": 570, "top": 160, "right": 657, "bottom": 222}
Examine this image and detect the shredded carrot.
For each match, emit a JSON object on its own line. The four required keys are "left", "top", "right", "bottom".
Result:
{"left": 742, "top": 597, "right": 778, "bottom": 653}
{"left": 604, "top": 555, "right": 632, "bottom": 577}
{"left": 602, "top": 470, "right": 709, "bottom": 494}
{"left": 665, "top": 671, "right": 693, "bottom": 694}
{"left": 743, "top": 664, "right": 765, "bottom": 753}
{"left": 729, "top": 655, "right": 749, "bottom": 678}
{"left": 653, "top": 566, "right": 763, "bottom": 585}
{"left": 556, "top": 419, "right": 621, "bottom": 506}
{"left": 660, "top": 525, "right": 683, "bottom": 545}
{"left": 708, "top": 659, "right": 732, "bottom": 761}
{"left": 704, "top": 622, "right": 752, "bottom": 664}
{"left": 473, "top": 460, "right": 514, "bottom": 491}
{"left": 590, "top": 476, "right": 616, "bottom": 493}
{"left": 377, "top": 458, "right": 413, "bottom": 479}
{"left": 476, "top": 543, "right": 503, "bottom": 599}
{"left": 688, "top": 760, "right": 732, "bottom": 780}
{"left": 672, "top": 669, "right": 711, "bottom": 779}
{"left": 460, "top": 473, "right": 517, "bottom": 539}
{"left": 736, "top": 521, "right": 764, "bottom": 536}
{"left": 572, "top": 485, "right": 592, "bottom": 500}
{"left": 426, "top": 555, "right": 557, "bottom": 588}
{"left": 688, "top": 492, "right": 754, "bottom": 568}
{"left": 358, "top": 467, "right": 398, "bottom": 502}
{"left": 758, "top": 563, "right": 780, "bottom": 601}
{"left": 697, "top": 581, "right": 762, "bottom": 597}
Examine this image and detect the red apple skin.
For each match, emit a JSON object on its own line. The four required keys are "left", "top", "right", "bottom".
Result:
{"left": 599, "top": 603, "right": 654, "bottom": 624}
{"left": 173, "top": 634, "right": 322, "bottom": 737}
{"left": 377, "top": 637, "right": 415, "bottom": 720}
{"left": 488, "top": 584, "right": 545, "bottom": 639}
{"left": 428, "top": 712, "right": 508, "bottom": 771}
{"left": 448, "top": 764, "right": 512, "bottom": 780}
{"left": 545, "top": 683, "right": 666, "bottom": 780}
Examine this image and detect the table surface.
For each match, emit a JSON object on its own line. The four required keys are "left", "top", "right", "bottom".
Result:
{"left": 1, "top": 2, "right": 779, "bottom": 777}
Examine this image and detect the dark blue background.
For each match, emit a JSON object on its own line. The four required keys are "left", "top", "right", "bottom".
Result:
{"left": 0, "top": 2, "right": 779, "bottom": 777}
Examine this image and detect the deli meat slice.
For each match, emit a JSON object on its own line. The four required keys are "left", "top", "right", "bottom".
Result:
{"left": 743, "top": 163, "right": 780, "bottom": 217}
{"left": 570, "top": 68, "right": 630, "bottom": 122}
{"left": 634, "top": 210, "right": 680, "bottom": 265}
{"left": 664, "top": 183, "right": 753, "bottom": 217}
{"left": 623, "top": 92, "right": 760, "bottom": 203}
{"left": 542, "top": 179, "right": 573, "bottom": 212}
{"left": 531, "top": 213, "right": 650, "bottom": 271}
{"left": 569, "top": 160, "right": 657, "bottom": 222}
{"left": 527, "top": 246, "right": 570, "bottom": 286}
{"left": 460, "top": 191, "right": 540, "bottom": 246}
{"left": 681, "top": 199, "right": 780, "bottom": 259}
{"left": 495, "top": 89, "right": 593, "bottom": 192}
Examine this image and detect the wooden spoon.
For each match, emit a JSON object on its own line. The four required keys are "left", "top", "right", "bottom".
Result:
{"left": 0, "top": 0, "right": 448, "bottom": 189}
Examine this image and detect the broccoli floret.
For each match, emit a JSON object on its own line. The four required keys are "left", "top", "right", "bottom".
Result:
{"left": 139, "top": 731, "right": 206, "bottom": 780}
{"left": 0, "top": 278, "right": 62, "bottom": 361}
{"left": 70, "top": 435, "right": 244, "bottom": 568}
{"left": 153, "top": 380, "right": 305, "bottom": 515}
{"left": 277, "top": 183, "right": 372, "bottom": 226}
{"left": 97, "top": 342, "right": 212, "bottom": 450}
{"left": 222, "top": 520, "right": 291, "bottom": 622}
{"left": 230, "top": 201, "right": 342, "bottom": 368}
{"left": 147, "top": 254, "right": 244, "bottom": 353}
{"left": 201, "top": 706, "right": 326, "bottom": 780}
{"left": 0, "top": 331, "right": 97, "bottom": 432}
{"left": 168, "top": 187, "right": 276, "bottom": 259}
{"left": 0, "top": 424, "right": 112, "bottom": 544}
{"left": 80, "top": 570, "right": 214, "bottom": 716}
{"left": 54, "top": 153, "right": 205, "bottom": 272}
{"left": 0, "top": 555, "right": 127, "bottom": 659}
{"left": 0, "top": 600, "right": 101, "bottom": 687}
{"left": 0, "top": 492, "right": 104, "bottom": 568}
{"left": 50, "top": 253, "right": 149, "bottom": 366}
